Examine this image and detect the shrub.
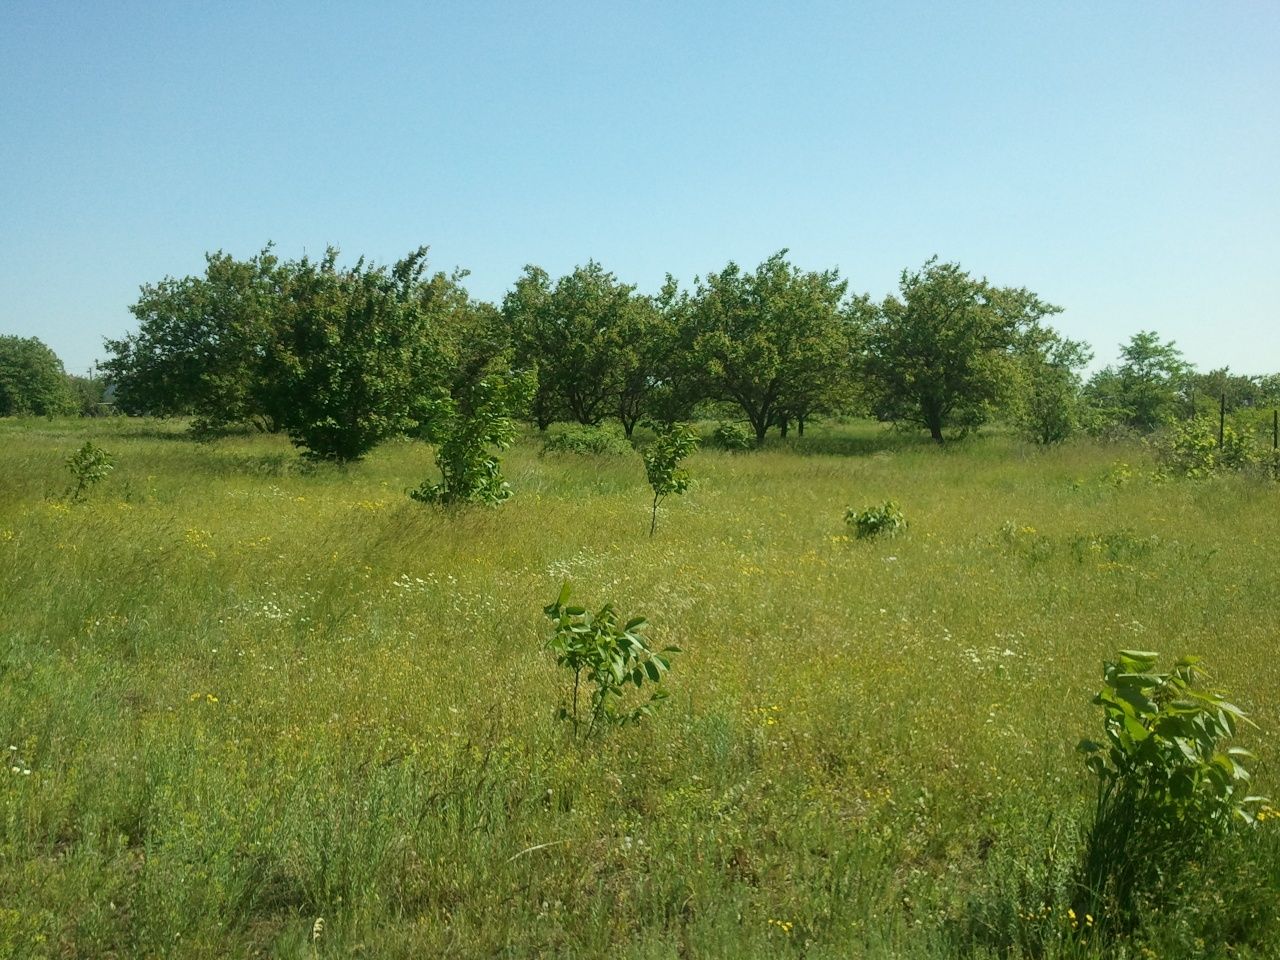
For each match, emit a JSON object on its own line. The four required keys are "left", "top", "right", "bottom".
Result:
{"left": 541, "top": 423, "right": 633, "bottom": 457}
{"left": 1075, "top": 651, "right": 1266, "bottom": 935}
{"left": 65, "top": 441, "right": 116, "bottom": 502}
{"left": 845, "top": 500, "right": 907, "bottom": 539}
{"left": 1156, "top": 417, "right": 1261, "bottom": 479}
{"left": 643, "top": 422, "right": 699, "bottom": 537}
{"left": 411, "top": 372, "right": 534, "bottom": 506}
{"left": 543, "top": 583, "right": 678, "bottom": 739}
{"left": 710, "top": 422, "right": 753, "bottom": 451}
{"left": 1069, "top": 530, "right": 1160, "bottom": 565}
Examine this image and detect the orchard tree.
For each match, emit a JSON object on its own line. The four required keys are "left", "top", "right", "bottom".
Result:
{"left": 1186, "top": 367, "right": 1262, "bottom": 415}
{"left": 0, "top": 336, "right": 76, "bottom": 416}
{"left": 273, "top": 247, "right": 454, "bottom": 462}
{"left": 1012, "top": 328, "right": 1092, "bottom": 444}
{"left": 1085, "top": 331, "right": 1189, "bottom": 432}
{"left": 411, "top": 369, "right": 536, "bottom": 506}
{"left": 67, "top": 369, "right": 110, "bottom": 416}
{"left": 861, "top": 258, "right": 1061, "bottom": 443}
{"left": 504, "top": 261, "right": 655, "bottom": 431}
{"left": 679, "top": 251, "right": 854, "bottom": 444}
{"left": 777, "top": 292, "right": 875, "bottom": 436}
{"left": 103, "top": 247, "right": 289, "bottom": 431}
{"left": 613, "top": 285, "right": 679, "bottom": 437}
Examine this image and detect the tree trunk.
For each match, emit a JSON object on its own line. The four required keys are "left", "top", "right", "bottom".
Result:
{"left": 797, "top": 416, "right": 806, "bottom": 436}
{"left": 779, "top": 417, "right": 789, "bottom": 439}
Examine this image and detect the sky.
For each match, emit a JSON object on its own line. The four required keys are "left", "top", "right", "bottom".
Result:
{"left": 2, "top": 0, "right": 1277, "bottom": 377}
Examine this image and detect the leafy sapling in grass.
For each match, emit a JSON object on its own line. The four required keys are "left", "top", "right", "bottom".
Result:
{"left": 541, "top": 423, "right": 634, "bottom": 457}
{"left": 643, "top": 421, "right": 698, "bottom": 537}
{"left": 845, "top": 500, "right": 907, "bottom": 539}
{"left": 410, "top": 371, "right": 534, "bottom": 506}
{"left": 1075, "top": 650, "right": 1267, "bottom": 936}
{"left": 65, "top": 441, "right": 116, "bottom": 502}
{"left": 543, "top": 582, "right": 678, "bottom": 740}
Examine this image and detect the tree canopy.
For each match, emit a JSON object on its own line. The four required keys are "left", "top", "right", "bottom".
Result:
{"left": 504, "top": 261, "right": 668, "bottom": 436}
{"left": 85, "top": 239, "right": 1280, "bottom": 457}
{"left": 0, "top": 335, "right": 76, "bottom": 417}
{"left": 678, "top": 251, "right": 854, "bottom": 443}
{"left": 860, "top": 258, "right": 1062, "bottom": 443}
{"left": 1085, "top": 331, "right": 1189, "bottom": 433}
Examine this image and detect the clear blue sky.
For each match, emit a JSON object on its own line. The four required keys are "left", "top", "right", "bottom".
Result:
{"left": 2, "top": 1, "right": 1277, "bottom": 377}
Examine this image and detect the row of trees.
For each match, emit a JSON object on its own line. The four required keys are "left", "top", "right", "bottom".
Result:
{"left": 96, "top": 246, "right": 1080, "bottom": 458}
{"left": 6, "top": 245, "right": 1276, "bottom": 460}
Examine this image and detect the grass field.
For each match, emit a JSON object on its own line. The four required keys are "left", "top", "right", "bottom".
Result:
{"left": 2, "top": 418, "right": 1278, "bottom": 959}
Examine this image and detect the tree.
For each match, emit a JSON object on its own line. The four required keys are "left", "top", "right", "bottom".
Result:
{"left": 1085, "top": 331, "right": 1189, "bottom": 433}
{"left": 504, "top": 261, "right": 657, "bottom": 433}
{"left": 613, "top": 285, "right": 678, "bottom": 437}
{"left": 410, "top": 283, "right": 533, "bottom": 504}
{"left": 67, "top": 369, "right": 110, "bottom": 416}
{"left": 0, "top": 336, "right": 76, "bottom": 417}
{"left": 1186, "top": 367, "right": 1262, "bottom": 416}
{"left": 679, "top": 251, "right": 854, "bottom": 444}
{"left": 103, "top": 247, "right": 290, "bottom": 430}
{"left": 778, "top": 292, "right": 875, "bottom": 436}
{"left": 272, "top": 247, "right": 453, "bottom": 462}
{"left": 1011, "top": 328, "right": 1092, "bottom": 444}
{"left": 860, "top": 258, "right": 1061, "bottom": 443}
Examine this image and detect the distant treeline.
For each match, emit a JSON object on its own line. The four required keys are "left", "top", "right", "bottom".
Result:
{"left": 3, "top": 246, "right": 1278, "bottom": 460}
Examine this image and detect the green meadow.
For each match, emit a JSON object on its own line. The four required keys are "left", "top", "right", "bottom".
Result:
{"left": 2, "top": 418, "right": 1278, "bottom": 958}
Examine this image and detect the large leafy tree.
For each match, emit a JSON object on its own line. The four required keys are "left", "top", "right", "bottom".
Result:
{"left": 504, "top": 261, "right": 657, "bottom": 432}
{"left": 613, "top": 286, "right": 679, "bottom": 437}
{"left": 0, "top": 336, "right": 76, "bottom": 416}
{"left": 1011, "top": 327, "right": 1092, "bottom": 444}
{"left": 1085, "top": 331, "right": 1190, "bottom": 432}
{"left": 272, "top": 247, "right": 455, "bottom": 462}
{"left": 860, "top": 258, "right": 1061, "bottom": 443}
{"left": 103, "top": 247, "right": 289, "bottom": 430}
{"left": 678, "top": 251, "right": 854, "bottom": 444}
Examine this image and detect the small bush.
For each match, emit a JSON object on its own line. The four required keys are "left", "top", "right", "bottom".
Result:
{"left": 541, "top": 423, "right": 633, "bottom": 457}
{"left": 995, "top": 521, "right": 1054, "bottom": 564}
{"left": 845, "top": 500, "right": 907, "bottom": 539}
{"left": 1069, "top": 529, "right": 1160, "bottom": 565}
{"left": 65, "top": 441, "right": 116, "bottom": 502}
{"left": 1075, "top": 650, "right": 1266, "bottom": 935}
{"left": 710, "top": 422, "right": 753, "bottom": 451}
{"left": 543, "top": 583, "right": 678, "bottom": 739}
{"left": 1156, "top": 417, "right": 1262, "bottom": 479}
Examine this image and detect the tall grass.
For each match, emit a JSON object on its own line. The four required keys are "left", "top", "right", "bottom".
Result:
{"left": 1, "top": 418, "right": 1277, "bottom": 957}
